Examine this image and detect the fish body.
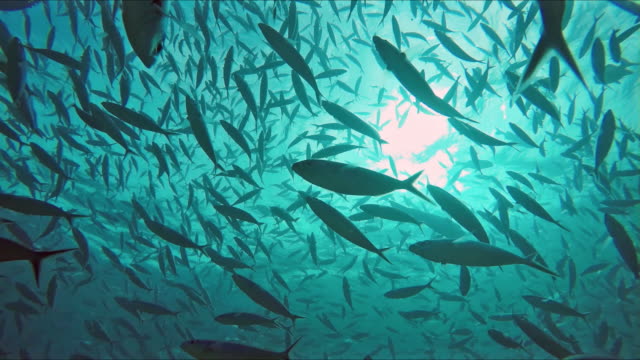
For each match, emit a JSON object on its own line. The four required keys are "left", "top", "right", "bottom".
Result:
{"left": 360, "top": 204, "right": 421, "bottom": 227}
{"left": 303, "top": 195, "right": 390, "bottom": 263}
{"left": 259, "top": 23, "right": 321, "bottom": 101}
{"left": 427, "top": 185, "right": 489, "bottom": 243}
{"left": 506, "top": 186, "right": 568, "bottom": 231}
{"left": 215, "top": 312, "right": 279, "bottom": 328}
{"left": 292, "top": 159, "right": 429, "bottom": 202}
{"left": 0, "top": 193, "right": 87, "bottom": 224}
{"left": 522, "top": 295, "right": 588, "bottom": 318}
{"left": 604, "top": 214, "right": 639, "bottom": 279}
{"left": 372, "top": 36, "right": 473, "bottom": 122}
{"left": 384, "top": 278, "right": 434, "bottom": 299}
{"left": 220, "top": 120, "right": 252, "bottom": 161}
{"left": 513, "top": 315, "right": 573, "bottom": 359}
{"left": 102, "top": 102, "right": 176, "bottom": 136}
{"left": 181, "top": 338, "right": 300, "bottom": 360}
{"left": 231, "top": 274, "right": 302, "bottom": 323}
{"left": 122, "top": 0, "right": 167, "bottom": 67}
{"left": 321, "top": 100, "right": 387, "bottom": 144}
{"left": 185, "top": 95, "right": 222, "bottom": 170}
{"left": 594, "top": 110, "right": 616, "bottom": 171}
{"left": 409, "top": 239, "right": 558, "bottom": 276}
{"left": 487, "top": 329, "right": 524, "bottom": 350}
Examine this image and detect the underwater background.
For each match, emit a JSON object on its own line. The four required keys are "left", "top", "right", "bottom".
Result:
{"left": 0, "top": 0, "right": 639, "bottom": 359}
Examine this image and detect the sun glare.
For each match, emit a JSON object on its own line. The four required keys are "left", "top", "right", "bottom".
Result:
{"left": 367, "top": 89, "right": 457, "bottom": 188}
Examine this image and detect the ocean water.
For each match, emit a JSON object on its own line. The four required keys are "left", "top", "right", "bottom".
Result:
{"left": 0, "top": 0, "right": 639, "bottom": 359}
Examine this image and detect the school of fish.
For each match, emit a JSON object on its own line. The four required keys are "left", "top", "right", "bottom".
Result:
{"left": 0, "top": 0, "right": 639, "bottom": 359}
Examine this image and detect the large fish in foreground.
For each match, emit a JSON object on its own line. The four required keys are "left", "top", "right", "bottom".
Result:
{"left": 372, "top": 36, "right": 474, "bottom": 122}
{"left": 292, "top": 159, "right": 430, "bottom": 202}
{"left": 0, "top": 237, "right": 76, "bottom": 286}
{"left": 181, "top": 338, "right": 301, "bottom": 360}
{"left": 121, "top": 0, "right": 168, "bottom": 68}
{"left": 409, "top": 240, "right": 558, "bottom": 276}
{"left": 516, "top": 0, "right": 586, "bottom": 93}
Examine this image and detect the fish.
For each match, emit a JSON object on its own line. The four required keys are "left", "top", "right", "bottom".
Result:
{"left": 342, "top": 277, "right": 353, "bottom": 309}
{"left": 434, "top": 30, "right": 480, "bottom": 62}
{"left": 594, "top": 110, "right": 616, "bottom": 171}
{"left": 0, "top": 0, "right": 41, "bottom": 11}
{"left": 121, "top": 0, "right": 168, "bottom": 68}
{"left": 102, "top": 102, "right": 177, "bottom": 137}
{"left": 231, "top": 273, "right": 303, "bottom": 323}
{"left": 259, "top": 23, "right": 321, "bottom": 102}
{"left": 0, "top": 237, "right": 76, "bottom": 286}
{"left": 142, "top": 217, "right": 206, "bottom": 251}
{"left": 321, "top": 100, "right": 387, "bottom": 144}
{"left": 506, "top": 186, "right": 569, "bottom": 231}
{"left": 409, "top": 239, "right": 558, "bottom": 276}
{"left": 181, "top": 338, "right": 301, "bottom": 360}
{"left": 185, "top": 95, "right": 222, "bottom": 171}
{"left": 311, "top": 144, "right": 363, "bottom": 159}
{"left": 372, "top": 35, "right": 474, "bottom": 122}
{"left": 487, "top": 329, "right": 525, "bottom": 351}
{"left": 509, "top": 122, "right": 545, "bottom": 155}
{"left": 214, "top": 312, "right": 281, "bottom": 329}
{"left": 604, "top": 214, "right": 639, "bottom": 279}
{"left": 516, "top": 0, "right": 586, "bottom": 93}
{"left": 427, "top": 185, "right": 489, "bottom": 243}
{"left": 513, "top": 315, "right": 573, "bottom": 359}
{"left": 292, "top": 159, "right": 430, "bottom": 202}
{"left": 448, "top": 118, "right": 517, "bottom": 149}
{"left": 459, "top": 265, "right": 470, "bottom": 296}
{"left": 359, "top": 204, "right": 422, "bottom": 228}
{"left": 522, "top": 295, "right": 589, "bottom": 318}
{"left": 303, "top": 194, "right": 390, "bottom": 263}
{"left": 29, "top": 142, "right": 70, "bottom": 179}
{"left": 384, "top": 278, "right": 435, "bottom": 299}
{"left": 214, "top": 204, "right": 262, "bottom": 226}
{"left": 0, "top": 193, "right": 87, "bottom": 224}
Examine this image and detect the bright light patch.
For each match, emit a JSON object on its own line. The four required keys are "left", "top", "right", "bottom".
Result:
{"left": 368, "top": 88, "right": 458, "bottom": 188}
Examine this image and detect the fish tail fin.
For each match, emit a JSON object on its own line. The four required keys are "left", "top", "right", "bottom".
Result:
{"left": 282, "top": 337, "right": 302, "bottom": 360}
{"left": 553, "top": 31, "right": 587, "bottom": 90}
{"left": 377, "top": 247, "right": 393, "bottom": 264}
{"left": 538, "top": 139, "right": 546, "bottom": 157}
{"left": 290, "top": 314, "right": 304, "bottom": 327}
{"left": 555, "top": 221, "right": 570, "bottom": 232}
{"left": 65, "top": 213, "right": 89, "bottom": 225}
{"left": 402, "top": 171, "right": 432, "bottom": 203}
{"left": 31, "top": 248, "right": 76, "bottom": 286}
{"left": 526, "top": 260, "right": 559, "bottom": 277}
{"left": 516, "top": 32, "right": 552, "bottom": 96}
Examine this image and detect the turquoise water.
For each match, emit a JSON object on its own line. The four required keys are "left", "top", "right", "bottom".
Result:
{"left": 0, "top": 0, "right": 639, "bottom": 359}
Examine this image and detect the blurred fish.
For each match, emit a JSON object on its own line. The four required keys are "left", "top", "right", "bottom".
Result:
{"left": 181, "top": 338, "right": 301, "bottom": 360}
